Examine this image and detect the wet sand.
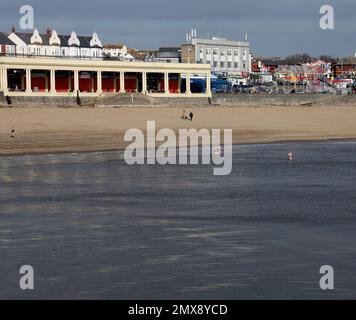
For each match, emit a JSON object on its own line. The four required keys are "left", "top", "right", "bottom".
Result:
{"left": 1, "top": 105, "right": 356, "bottom": 156}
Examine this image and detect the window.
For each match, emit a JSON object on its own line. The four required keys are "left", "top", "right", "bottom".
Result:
{"left": 206, "top": 48, "right": 211, "bottom": 55}
{"left": 213, "top": 49, "right": 218, "bottom": 55}
{"left": 234, "top": 62, "right": 239, "bottom": 68}
{"left": 234, "top": 50, "right": 239, "bottom": 56}
{"left": 220, "top": 50, "right": 225, "bottom": 56}
{"left": 220, "top": 61, "right": 225, "bottom": 68}
{"left": 227, "top": 50, "right": 232, "bottom": 56}
{"left": 213, "top": 61, "right": 218, "bottom": 67}
{"left": 227, "top": 62, "right": 232, "bottom": 68}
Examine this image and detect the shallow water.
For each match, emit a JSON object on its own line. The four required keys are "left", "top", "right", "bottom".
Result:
{"left": 0, "top": 141, "right": 356, "bottom": 299}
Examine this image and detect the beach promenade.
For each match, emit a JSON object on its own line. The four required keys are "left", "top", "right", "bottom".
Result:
{"left": 1, "top": 105, "right": 356, "bottom": 156}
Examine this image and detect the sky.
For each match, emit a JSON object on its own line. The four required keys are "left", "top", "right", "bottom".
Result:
{"left": 0, "top": 0, "right": 355, "bottom": 57}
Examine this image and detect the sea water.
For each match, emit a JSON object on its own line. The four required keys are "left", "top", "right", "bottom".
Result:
{"left": 0, "top": 141, "right": 356, "bottom": 299}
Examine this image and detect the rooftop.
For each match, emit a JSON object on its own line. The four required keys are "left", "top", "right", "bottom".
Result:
{"left": 159, "top": 47, "right": 180, "bottom": 53}
{"left": 104, "top": 43, "right": 125, "bottom": 49}
{"left": 0, "top": 32, "right": 15, "bottom": 45}
{"left": 335, "top": 57, "right": 356, "bottom": 65}
{"left": 13, "top": 31, "right": 102, "bottom": 48}
{"left": 191, "top": 37, "right": 250, "bottom": 47}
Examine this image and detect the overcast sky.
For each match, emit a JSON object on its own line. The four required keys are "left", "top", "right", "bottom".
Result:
{"left": 0, "top": 0, "right": 354, "bottom": 57}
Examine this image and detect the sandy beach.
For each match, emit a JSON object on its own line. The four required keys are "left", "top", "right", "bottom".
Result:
{"left": 1, "top": 105, "right": 356, "bottom": 156}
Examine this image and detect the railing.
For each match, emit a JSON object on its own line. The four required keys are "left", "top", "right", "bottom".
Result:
{"left": 0, "top": 52, "right": 136, "bottom": 62}
{"left": 0, "top": 53, "right": 188, "bottom": 64}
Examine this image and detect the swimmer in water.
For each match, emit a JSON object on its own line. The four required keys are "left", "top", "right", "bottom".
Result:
{"left": 288, "top": 152, "right": 294, "bottom": 161}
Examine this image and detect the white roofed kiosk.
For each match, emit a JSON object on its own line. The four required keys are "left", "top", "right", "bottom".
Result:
{"left": 0, "top": 56, "right": 212, "bottom": 98}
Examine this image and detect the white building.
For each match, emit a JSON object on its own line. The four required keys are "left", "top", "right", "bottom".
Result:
{"left": 8, "top": 29, "right": 103, "bottom": 59}
{"left": 103, "top": 43, "right": 128, "bottom": 60}
{"left": 154, "top": 47, "right": 181, "bottom": 63}
{"left": 182, "top": 29, "right": 252, "bottom": 75}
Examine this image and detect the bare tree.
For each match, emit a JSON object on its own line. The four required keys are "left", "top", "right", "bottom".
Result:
{"left": 319, "top": 55, "right": 337, "bottom": 64}
{"left": 285, "top": 53, "right": 314, "bottom": 65}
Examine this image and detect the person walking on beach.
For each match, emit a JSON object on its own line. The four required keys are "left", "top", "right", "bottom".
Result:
{"left": 189, "top": 112, "right": 194, "bottom": 121}
{"left": 10, "top": 127, "right": 15, "bottom": 138}
{"left": 181, "top": 110, "right": 186, "bottom": 120}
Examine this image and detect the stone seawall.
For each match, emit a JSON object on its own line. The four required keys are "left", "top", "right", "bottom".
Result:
{"left": 0, "top": 95, "right": 94, "bottom": 107}
{"left": 0, "top": 92, "right": 210, "bottom": 107}
{"left": 94, "top": 94, "right": 210, "bottom": 107}
{"left": 1, "top": 91, "right": 356, "bottom": 107}
{"left": 211, "top": 93, "right": 356, "bottom": 106}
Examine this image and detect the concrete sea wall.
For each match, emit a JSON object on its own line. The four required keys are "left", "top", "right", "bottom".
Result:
{"left": 1, "top": 92, "right": 356, "bottom": 107}
{"left": 211, "top": 93, "right": 356, "bottom": 106}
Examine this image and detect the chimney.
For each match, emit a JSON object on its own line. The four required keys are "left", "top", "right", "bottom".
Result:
{"left": 46, "top": 28, "right": 52, "bottom": 36}
{"left": 11, "top": 26, "right": 16, "bottom": 33}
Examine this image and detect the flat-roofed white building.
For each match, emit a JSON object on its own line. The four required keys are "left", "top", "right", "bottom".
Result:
{"left": 182, "top": 30, "right": 252, "bottom": 75}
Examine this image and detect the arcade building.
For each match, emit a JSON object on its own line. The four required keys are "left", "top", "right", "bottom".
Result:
{"left": 0, "top": 56, "right": 212, "bottom": 98}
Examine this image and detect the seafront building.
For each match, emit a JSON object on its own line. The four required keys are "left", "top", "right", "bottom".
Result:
{"left": 0, "top": 32, "right": 16, "bottom": 56}
{"left": 102, "top": 43, "right": 128, "bottom": 60}
{"left": 252, "top": 58, "right": 287, "bottom": 74}
{"left": 8, "top": 29, "right": 104, "bottom": 59}
{"left": 156, "top": 47, "right": 181, "bottom": 63}
{"left": 0, "top": 56, "right": 212, "bottom": 98}
{"left": 181, "top": 29, "right": 252, "bottom": 76}
{"left": 333, "top": 57, "right": 356, "bottom": 78}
